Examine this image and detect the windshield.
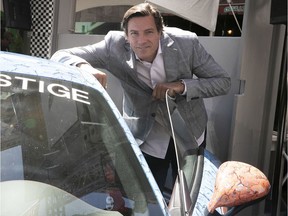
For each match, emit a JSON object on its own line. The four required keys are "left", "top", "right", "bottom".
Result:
{"left": 0, "top": 72, "right": 164, "bottom": 215}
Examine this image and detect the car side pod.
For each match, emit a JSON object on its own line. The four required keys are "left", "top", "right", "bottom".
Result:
{"left": 204, "top": 161, "right": 271, "bottom": 216}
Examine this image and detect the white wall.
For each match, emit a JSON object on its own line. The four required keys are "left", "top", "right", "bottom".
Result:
{"left": 199, "top": 37, "right": 241, "bottom": 161}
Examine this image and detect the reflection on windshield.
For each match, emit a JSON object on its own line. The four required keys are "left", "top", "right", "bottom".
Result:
{"left": 0, "top": 72, "right": 163, "bottom": 215}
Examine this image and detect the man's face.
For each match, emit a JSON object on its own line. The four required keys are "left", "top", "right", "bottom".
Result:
{"left": 126, "top": 15, "right": 161, "bottom": 63}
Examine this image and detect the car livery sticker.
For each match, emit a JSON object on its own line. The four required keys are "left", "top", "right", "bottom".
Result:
{"left": 0, "top": 74, "right": 90, "bottom": 105}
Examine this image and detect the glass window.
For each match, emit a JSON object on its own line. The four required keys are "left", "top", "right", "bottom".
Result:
{"left": 0, "top": 72, "right": 163, "bottom": 215}
{"left": 75, "top": 5, "right": 130, "bottom": 34}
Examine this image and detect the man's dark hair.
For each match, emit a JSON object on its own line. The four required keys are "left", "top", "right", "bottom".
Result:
{"left": 121, "top": 3, "right": 164, "bottom": 34}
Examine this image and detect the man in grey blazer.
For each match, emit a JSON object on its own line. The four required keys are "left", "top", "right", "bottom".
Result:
{"left": 51, "top": 3, "right": 231, "bottom": 192}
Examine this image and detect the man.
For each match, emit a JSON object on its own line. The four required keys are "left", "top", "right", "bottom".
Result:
{"left": 51, "top": 3, "right": 231, "bottom": 192}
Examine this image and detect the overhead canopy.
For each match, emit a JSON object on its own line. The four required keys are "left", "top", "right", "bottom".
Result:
{"left": 147, "top": 0, "right": 220, "bottom": 32}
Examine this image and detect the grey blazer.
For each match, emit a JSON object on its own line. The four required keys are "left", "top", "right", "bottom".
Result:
{"left": 51, "top": 27, "right": 231, "bottom": 154}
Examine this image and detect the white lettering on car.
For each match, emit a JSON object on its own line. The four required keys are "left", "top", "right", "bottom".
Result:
{"left": 39, "top": 80, "right": 45, "bottom": 93}
{"left": 15, "top": 76, "right": 37, "bottom": 90}
{"left": 48, "top": 83, "right": 71, "bottom": 99}
{"left": 0, "top": 74, "right": 90, "bottom": 105}
{"left": 0, "top": 74, "right": 12, "bottom": 87}
{"left": 72, "top": 88, "right": 90, "bottom": 104}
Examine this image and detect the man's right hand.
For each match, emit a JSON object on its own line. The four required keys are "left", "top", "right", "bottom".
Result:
{"left": 77, "top": 63, "right": 107, "bottom": 89}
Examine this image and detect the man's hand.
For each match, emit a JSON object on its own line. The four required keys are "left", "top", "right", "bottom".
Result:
{"left": 152, "top": 81, "right": 185, "bottom": 100}
{"left": 77, "top": 63, "right": 107, "bottom": 88}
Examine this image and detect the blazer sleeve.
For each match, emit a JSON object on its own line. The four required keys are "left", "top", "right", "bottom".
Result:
{"left": 181, "top": 35, "right": 231, "bottom": 101}
{"left": 50, "top": 32, "right": 119, "bottom": 69}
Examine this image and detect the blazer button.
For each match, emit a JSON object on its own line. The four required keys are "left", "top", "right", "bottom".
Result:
{"left": 151, "top": 113, "right": 156, "bottom": 117}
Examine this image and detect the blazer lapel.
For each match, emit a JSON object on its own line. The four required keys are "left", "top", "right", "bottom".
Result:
{"left": 161, "top": 32, "right": 179, "bottom": 82}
